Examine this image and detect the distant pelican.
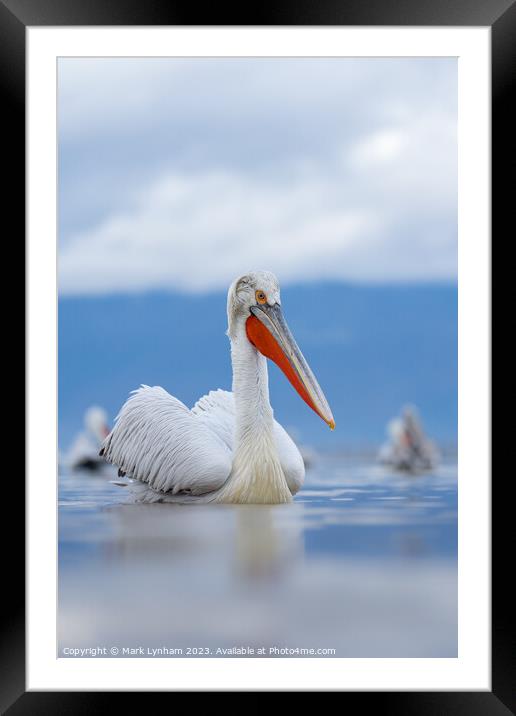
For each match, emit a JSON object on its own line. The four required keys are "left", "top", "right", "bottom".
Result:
{"left": 101, "top": 271, "right": 334, "bottom": 503}
{"left": 67, "top": 406, "right": 110, "bottom": 472}
{"left": 378, "top": 405, "right": 439, "bottom": 472}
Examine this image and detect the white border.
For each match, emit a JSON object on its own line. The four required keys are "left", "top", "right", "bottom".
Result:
{"left": 27, "top": 27, "right": 490, "bottom": 691}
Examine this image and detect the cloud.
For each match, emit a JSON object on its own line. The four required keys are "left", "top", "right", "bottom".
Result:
{"left": 58, "top": 57, "right": 457, "bottom": 294}
{"left": 350, "top": 129, "right": 405, "bottom": 166}
{"left": 59, "top": 169, "right": 376, "bottom": 294}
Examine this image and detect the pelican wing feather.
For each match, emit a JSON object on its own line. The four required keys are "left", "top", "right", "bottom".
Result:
{"left": 191, "top": 389, "right": 235, "bottom": 449}
{"left": 101, "top": 385, "right": 232, "bottom": 496}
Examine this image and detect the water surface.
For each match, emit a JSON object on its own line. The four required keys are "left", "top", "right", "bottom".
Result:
{"left": 58, "top": 454, "right": 457, "bottom": 657}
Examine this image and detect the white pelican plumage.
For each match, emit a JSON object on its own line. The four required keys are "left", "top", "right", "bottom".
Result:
{"left": 101, "top": 271, "right": 334, "bottom": 504}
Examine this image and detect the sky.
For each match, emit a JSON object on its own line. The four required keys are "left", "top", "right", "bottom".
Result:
{"left": 58, "top": 57, "right": 457, "bottom": 295}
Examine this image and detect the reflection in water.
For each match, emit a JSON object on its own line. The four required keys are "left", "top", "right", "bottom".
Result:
{"left": 58, "top": 455, "right": 457, "bottom": 657}
{"left": 233, "top": 505, "right": 304, "bottom": 582}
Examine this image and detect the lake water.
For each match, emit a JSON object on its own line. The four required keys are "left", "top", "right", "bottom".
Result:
{"left": 58, "top": 453, "right": 457, "bottom": 658}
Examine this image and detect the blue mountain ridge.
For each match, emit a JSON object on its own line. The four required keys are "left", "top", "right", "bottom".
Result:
{"left": 58, "top": 282, "right": 457, "bottom": 451}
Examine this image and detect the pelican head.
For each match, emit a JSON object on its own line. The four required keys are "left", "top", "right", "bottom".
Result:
{"left": 227, "top": 271, "right": 335, "bottom": 429}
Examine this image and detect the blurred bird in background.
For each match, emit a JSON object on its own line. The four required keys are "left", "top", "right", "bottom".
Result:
{"left": 67, "top": 406, "right": 110, "bottom": 472}
{"left": 378, "top": 404, "right": 439, "bottom": 472}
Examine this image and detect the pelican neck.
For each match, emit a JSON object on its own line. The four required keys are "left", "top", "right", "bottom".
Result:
{"left": 230, "top": 328, "right": 274, "bottom": 442}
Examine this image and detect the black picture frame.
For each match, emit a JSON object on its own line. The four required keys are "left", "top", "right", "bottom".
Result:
{"left": 6, "top": 0, "right": 508, "bottom": 710}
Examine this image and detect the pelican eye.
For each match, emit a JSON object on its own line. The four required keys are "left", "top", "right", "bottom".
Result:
{"left": 255, "top": 290, "right": 267, "bottom": 305}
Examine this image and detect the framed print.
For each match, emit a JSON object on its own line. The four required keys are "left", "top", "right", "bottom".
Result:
{"left": 6, "top": 0, "right": 510, "bottom": 710}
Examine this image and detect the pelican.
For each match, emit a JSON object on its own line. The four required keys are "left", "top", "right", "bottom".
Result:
{"left": 67, "top": 405, "right": 111, "bottom": 472}
{"left": 101, "top": 271, "right": 334, "bottom": 504}
{"left": 378, "top": 405, "right": 439, "bottom": 472}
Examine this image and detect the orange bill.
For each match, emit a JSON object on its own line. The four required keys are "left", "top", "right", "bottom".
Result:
{"left": 246, "top": 303, "right": 335, "bottom": 429}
